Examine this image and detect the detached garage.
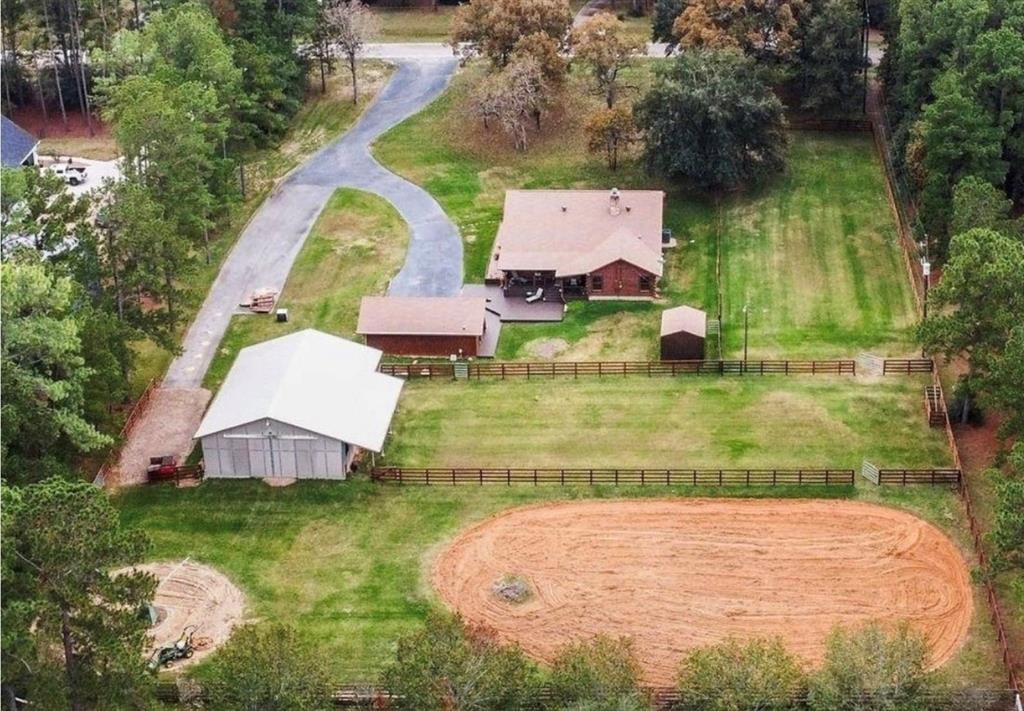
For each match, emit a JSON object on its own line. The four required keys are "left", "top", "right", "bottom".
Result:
{"left": 195, "top": 329, "right": 403, "bottom": 480}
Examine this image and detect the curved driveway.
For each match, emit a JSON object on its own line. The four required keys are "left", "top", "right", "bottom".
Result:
{"left": 164, "top": 58, "right": 460, "bottom": 388}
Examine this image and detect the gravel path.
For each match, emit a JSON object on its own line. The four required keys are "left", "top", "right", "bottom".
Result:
{"left": 164, "top": 57, "right": 460, "bottom": 389}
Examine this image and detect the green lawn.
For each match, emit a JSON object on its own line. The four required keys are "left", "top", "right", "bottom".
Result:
{"left": 373, "top": 66, "right": 918, "bottom": 360}
{"left": 114, "top": 480, "right": 1003, "bottom": 687}
{"left": 373, "top": 6, "right": 458, "bottom": 41}
{"left": 382, "top": 376, "right": 951, "bottom": 470}
{"left": 203, "top": 188, "right": 409, "bottom": 391}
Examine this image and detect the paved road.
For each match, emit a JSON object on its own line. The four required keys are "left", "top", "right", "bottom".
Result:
{"left": 364, "top": 41, "right": 672, "bottom": 59}
{"left": 164, "top": 58, "right": 460, "bottom": 388}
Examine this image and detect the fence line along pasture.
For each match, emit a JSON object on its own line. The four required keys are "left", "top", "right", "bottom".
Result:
{"left": 379, "top": 359, "right": 858, "bottom": 380}
{"left": 371, "top": 467, "right": 855, "bottom": 487}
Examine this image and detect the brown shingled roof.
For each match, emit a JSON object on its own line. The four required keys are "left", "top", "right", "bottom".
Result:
{"left": 357, "top": 296, "right": 487, "bottom": 337}
{"left": 486, "top": 189, "right": 666, "bottom": 281}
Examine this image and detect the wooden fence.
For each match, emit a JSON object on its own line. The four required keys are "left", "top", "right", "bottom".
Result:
{"left": 371, "top": 467, "right": 855, "bottom": 487}
{"left": 877, "top": 469, "right": 962, "bottom": 486}
{"left": 94, "top": 378, "right": 161, "bottom": 486}
{"left": 882, "top": 358, "right": 934, "bottom": 374}
{"left": 379, "top": 359, "right": 857, "bottom": 380}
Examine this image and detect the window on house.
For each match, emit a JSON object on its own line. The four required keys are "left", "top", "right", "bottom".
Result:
{"left": 639, "top": 275, "right": 652, "bottom": 292}
{"left": 591, "top": 274, "right": 604, "bottom": 291}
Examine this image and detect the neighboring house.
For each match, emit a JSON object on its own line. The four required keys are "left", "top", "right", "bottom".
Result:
{"left": 486, "top": 189, "right": 668, "bottom": 301}
{"left": 357, "top": 295, "right": 497, "bottom": 357}
{"left": 195, "top": 329, "right": 403, "bottom": 480}
{"left": 1, "top": 116, "right": 39, "bottom": 168}
{"left": 660, "top": 305, "right": 707, "bottom": 361}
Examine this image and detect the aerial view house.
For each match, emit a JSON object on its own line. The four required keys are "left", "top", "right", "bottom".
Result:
{"left": 486, "top": 189, "right": 668, "bottom": 301}
{"left": 195, "top": 329, "right": 403, "bottom": 480}
{"left": 660, "top": 305, "right": 707, "bottom": 360}
{"left": 1, "top": 116, "right": 39, "bottom": 168}
{"left": 357, "top": 295, "right": 498, "bottom": 357}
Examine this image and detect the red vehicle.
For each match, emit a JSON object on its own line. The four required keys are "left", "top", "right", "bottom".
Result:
{"left": 146, "top": 455, "right": 179, "bottom": 482}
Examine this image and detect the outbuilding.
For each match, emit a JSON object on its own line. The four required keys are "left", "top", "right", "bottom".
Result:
{"left": 357, "top": 295, "right": 498, "bottom": 357}
{"left": 1, "top": 116, "right": 39, "bottom": 168}
{"left": 660, "top": 306, "right": 707, "bottom": 361}
{"left": 195, "top": 329, "right": 403, "bottom": 480}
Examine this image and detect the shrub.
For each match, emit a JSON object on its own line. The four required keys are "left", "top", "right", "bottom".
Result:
{"left": 676, "top": 637, "right": 806, "bottom": 711}
{"left": 546, "top": 636, "right": 648, "bottom": 709}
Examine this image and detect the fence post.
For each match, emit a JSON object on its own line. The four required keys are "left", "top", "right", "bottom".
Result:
{"left": 479, "top": 469, "right": 483, "bottom": 485}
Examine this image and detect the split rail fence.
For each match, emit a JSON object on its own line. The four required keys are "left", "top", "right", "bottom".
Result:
{"left": 379, "top": 359, "right": 858, "bottom": 380}
{"left": 371, "top": 467, "right": 855, "bottom": 487}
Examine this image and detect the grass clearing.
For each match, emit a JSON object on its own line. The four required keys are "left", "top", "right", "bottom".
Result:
{"left": 382, "top": 376, "right": 951, "bottom": 470}
{"left": 203, "top": 188, "right": 409, "bottom": 391}
{"left": 374, "top": 65, "right": 918, "bottom": 360}
{"left": 373, "top": 6, "right": 458, "bottom": 41}
{"left": 114, "top": 480, "right": 1004, "bottom": 687}
{"left": 38, "top": 135, "right": 119, "bottom": 161}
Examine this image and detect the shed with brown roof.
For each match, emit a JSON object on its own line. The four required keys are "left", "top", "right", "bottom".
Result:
{"left": 357, "top": 296, "right": 492, "bottom": 358}
{"left": 660, "top": 305, "right": 707, "bottom": 361}
{"left": 487, "top": 189, "right": 667, "bottom": 301}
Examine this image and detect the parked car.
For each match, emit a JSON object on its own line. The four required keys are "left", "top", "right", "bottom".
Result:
{"left": 46, "top": 162, "right": 88, "bottom": 186}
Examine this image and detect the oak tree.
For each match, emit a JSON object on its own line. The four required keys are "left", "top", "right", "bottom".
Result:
{"left": 571, "top": 13, "right": 645, "bottom": 108}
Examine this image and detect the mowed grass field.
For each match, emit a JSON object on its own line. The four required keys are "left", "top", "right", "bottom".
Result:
{"left": 114, "top": 480, "right": 1004, "bottom": 687}
{"left": 382, "top": 376, "right": 952, "bottom": 470}
{"left": 203, "top": 188, "right": 408, "bottom": 391}
{"left": 374, "top": 67, "right": 918, "bottom": 359}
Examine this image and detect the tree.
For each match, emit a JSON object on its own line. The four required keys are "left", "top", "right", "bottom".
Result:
{"left": 203, "top": 623, "right": 332, "bottom": 711}
{"left": 950, "top": 175, "right": 1023, "bottom": 240}
{"left": 671, "top": 0, "right": 807, "bottom": 63}
{"left": 911, "top": 71, "right": 1007, "bottom": 254}
{"left": 382, "top": 612, "right": 536, "bottom": 711}
{"left": 919, "top": 228, "right": 1024, "bottom": 423}
{"left": 807, "top": 624, "right": 935, "bottom": 711}
{"left": 636, "top": 49, "right": 787, "bottom": 188}
{"left": 0, "top": 167, "right": 93, "bottom": 257}
{"left": 512, "top": 31, "right": 568, "bottom": 85}
{"left": 584, "top": 104, "right": 639, "bottom": 170}
{"left": 676, "top": 637, "right": 806, "bottom": 711}
{"left": 476, "top": 56, "right": 552, "bottom": 150}
{"left": 449, "top": 0, "right": 572, "bottom": 67}
{"left": 547, "top": 636, "right": 647, "bottom": 709}
{"left": 324, "top": 0, "right": 380, "bottom": 105}
{"left": 1, "top": 260, "right": 112, "bottom": 482}
{"left": 2, "top": 477, "right": 155, "bottom": 711}
{"left": 797, "top": 0, "right": 863, "bottom": 114}
{"left": 571, "top": 13, "right": 645, "bottom": 108}
{"left": 651, "top": 0, "right": 684, "bottom": 43}
{"left": 989, "top": 443, "right": 1024, "bottom": 571}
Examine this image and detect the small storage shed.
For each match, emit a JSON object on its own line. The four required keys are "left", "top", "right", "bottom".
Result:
{"left": 660, "top": 306, "right": 707, "bottom": 361}
{"left": 195, "top": 329, "right": 403, "bottom": 480}
{"left": 357, "top": 296, "right": 491, "bottom": 357}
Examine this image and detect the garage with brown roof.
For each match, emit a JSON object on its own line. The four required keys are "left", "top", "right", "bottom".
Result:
{"left": 357, "top": 296, "right": 499, "bottom": 358}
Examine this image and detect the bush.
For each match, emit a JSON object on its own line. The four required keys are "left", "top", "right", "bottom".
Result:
{"left": 806, "top": 623, "right": 936, "bottom": 711}
{"left": 382, "top": 612, "right": 536, "bottom": 711}
{"left": 203, "top": 623, "right": 332, "bottom": 711}
{"left": 546, "top": 636, "right": 649, "bottom": 709}
{"left": 676, "top": 637, "right": 806, "bottom": 711}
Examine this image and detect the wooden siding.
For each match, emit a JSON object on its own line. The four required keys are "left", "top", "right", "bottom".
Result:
{"left": 364, "top": 333, "right": 480, "bottom": 358}
{"left": 588, "top": 260, "right": 656, "bottom": 298}
{"left": 660, "top": 331, "right": 705, "bottom": 361}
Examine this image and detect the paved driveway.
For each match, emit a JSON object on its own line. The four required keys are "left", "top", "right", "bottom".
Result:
{"left": 164, "top": 58, "right": 460, "bottom": 388}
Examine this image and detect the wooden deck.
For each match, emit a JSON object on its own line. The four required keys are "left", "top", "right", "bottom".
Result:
{"left": 461, "top": 283, "right": 565, "bottom": 322}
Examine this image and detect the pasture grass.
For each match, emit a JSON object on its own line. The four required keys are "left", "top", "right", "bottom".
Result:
{"left": 383, "top": 376, "right": 952, "bottom": 470}
{"left": 373, "top": 6, "right": 458, "bottom": 41}
{"left": 114, "top": 479, "right": 1004, "bottom": 687}
{"left": 373, "top": 66, "right": 918, "bottom": 359}
{"left": 203, "top": 188, "right": 409, "bottom": 391}
{"left": 38, "top": 135, "right": 119, "bottom": 161}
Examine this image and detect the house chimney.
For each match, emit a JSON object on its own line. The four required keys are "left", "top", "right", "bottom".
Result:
{"left": 609, "top": 187, "right": 621, "bottom": 216}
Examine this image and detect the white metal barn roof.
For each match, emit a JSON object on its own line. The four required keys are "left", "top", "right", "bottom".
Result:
{"left": 195, "top": 329, "right": 404, "bottom": 451}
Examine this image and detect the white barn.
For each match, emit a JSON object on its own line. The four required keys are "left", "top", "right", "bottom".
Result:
{"left": 195, "top": 329, "right": 403, "bottom": 480}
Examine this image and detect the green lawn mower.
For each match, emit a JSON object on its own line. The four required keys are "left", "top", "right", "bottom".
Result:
{"left": 147, "top": 625, "right": 198, "bottom": 673}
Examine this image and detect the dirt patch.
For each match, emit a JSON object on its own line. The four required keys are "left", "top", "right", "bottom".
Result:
{"left": 432, "top": 498, "right": 973, "bottom": 685}
{"left": 107, "top": 387, "right": 211, "bottom": 488}
{"left": 125, "top": 560, "right": 246, "bottom": 668}
{"left": 524, "top": 338, "right": 570, "bottom": 359}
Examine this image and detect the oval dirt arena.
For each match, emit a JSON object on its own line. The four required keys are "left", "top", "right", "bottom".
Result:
{"left": 432, "top": 499, "right": 973, "bottom": 684}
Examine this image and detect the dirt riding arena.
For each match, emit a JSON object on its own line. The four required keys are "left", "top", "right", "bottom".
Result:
{"left": 432, "top": 498, "right": 974, "bottom": 685}
{"left": 128, "top": 560, "right": 246, "bottom": 668}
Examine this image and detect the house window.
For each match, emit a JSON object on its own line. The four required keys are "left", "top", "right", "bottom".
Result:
{"left": 591, "top": 274, "right": 604, "bottom": 291}
{"left": 639, "top": 275, "right": 652, "bottom": 292}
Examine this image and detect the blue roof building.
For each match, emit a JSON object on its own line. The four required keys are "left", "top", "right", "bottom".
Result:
{"left": 1, "top": 116, "right": 40, "bottom": 168}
